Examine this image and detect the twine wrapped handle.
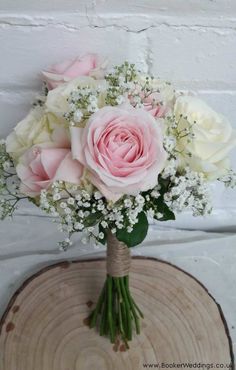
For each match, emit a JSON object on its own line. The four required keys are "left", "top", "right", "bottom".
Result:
{"left": 90, "top": 230, "right": 143, "bottom": 347}
{"left": 107, "top": 231, "right": 131, "bottom": 277}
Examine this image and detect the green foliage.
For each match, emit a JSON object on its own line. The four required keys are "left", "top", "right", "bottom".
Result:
{"left": 158, "top": 176, "right": 171, "bottom": 195}
{"left": 116, "top": 211, "right": 148, "bottom": 248}
{"left": 153, "top": 197, "right": 175, "bottom": 221}
{"left": 84, "top": 211, "right": 103, "bottom": 227}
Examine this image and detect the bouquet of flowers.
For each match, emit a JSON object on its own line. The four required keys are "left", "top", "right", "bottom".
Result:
{"left": 1, "top": 54, "right": 236, "bottom": 348}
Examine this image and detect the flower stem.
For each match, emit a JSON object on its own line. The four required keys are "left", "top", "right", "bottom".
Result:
{"left": 107, "top": 276, "right": 115, "bottom": 343}
{"left": 90, "top": 282, "right": 106, "bottom": 328}
{"left": 89, "top": 274, "right": 143, "bottom": 348}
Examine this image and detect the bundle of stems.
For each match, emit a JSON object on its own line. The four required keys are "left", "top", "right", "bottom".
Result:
{"left": 89, "top": 274, "right": 143, "bottom": 348}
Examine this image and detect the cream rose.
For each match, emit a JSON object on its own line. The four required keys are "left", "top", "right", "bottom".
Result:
{"left": 174, "top": 96, "right": 236, "bottom": 179}
{"left": 6, "top": 107, "right": 70, "bottom": 161}
{"left": 45, "top": 76, "right": 107, "bottom": 118}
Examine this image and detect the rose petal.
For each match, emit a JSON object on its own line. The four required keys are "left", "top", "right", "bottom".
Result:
{"left": 54, "top": 153, "right": 83, "bottom": 184}
{"left": 40, "top": 148, "right": 69, "bottom": 178}
{"left": 70, "top": 127, "right": 85, "bottom": 163}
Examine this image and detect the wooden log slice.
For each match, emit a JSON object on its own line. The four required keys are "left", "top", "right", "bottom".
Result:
{"left": 0, "top": 258, "right": 234, "bottom": 370}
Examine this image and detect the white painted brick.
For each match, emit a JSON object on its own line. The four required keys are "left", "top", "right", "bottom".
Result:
{"left": 0, "top": 1, "right": 235, "bottom": 90}
{"left": 0, "top": 26, "right": 147, "bottom": 89}
{"left": 148, "top": 25, "right": 236, "bottom": 85}
{"left": 0, "top": 0, "right": 236, "bottom": 24}
{"left": 0, "top": 24, "right": 235, "bottom": 88}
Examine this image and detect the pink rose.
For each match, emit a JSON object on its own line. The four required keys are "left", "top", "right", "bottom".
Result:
{"left": 143, "top": 92, "right": 168, "bottom": 118}
{"left": 16, "top": 146, "right": 83, "bottom": 197}
{"left": 129, "top": 91, "right": 168, "bottom": 118}
{"left": 70, "top": 106, "right": 167, "bottom": 201}
{"left": 42, "top": 54, "right": 100, "bottom": 90}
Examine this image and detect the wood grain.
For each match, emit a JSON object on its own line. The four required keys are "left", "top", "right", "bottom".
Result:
{"left": 0, "top": 258, "right": 234, "bottom": 370}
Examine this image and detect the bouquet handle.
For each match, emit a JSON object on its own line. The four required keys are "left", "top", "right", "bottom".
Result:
{"left": 89, "top": 231, "right": 143, "bottom": 349}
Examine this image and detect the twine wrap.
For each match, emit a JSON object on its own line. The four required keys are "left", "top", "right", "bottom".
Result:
{"left": 106, "top": 231, "right": 131, "bottom": 277}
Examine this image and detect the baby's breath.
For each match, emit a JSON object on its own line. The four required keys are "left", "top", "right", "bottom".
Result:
{"left": 218, "top": 170, "right": 236, "bottom": 188}
{"left": 163, "top": 168, "right": 212, "bottom": 216}
{"left": 65, "top": 86, "right": 101, "bottom": 126}
{"left": 0, "top": 141, "right": 27, "bottom": 219}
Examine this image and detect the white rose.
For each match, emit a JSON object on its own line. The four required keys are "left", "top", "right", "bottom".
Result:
{"left": 6, "top": 107, "right": 70, "bottom": 161}
{"left": 174, "top": 96, "right": 236, "bottom": 179}
{"left": 45, "top": 76, "right": 107, "bottom": 118}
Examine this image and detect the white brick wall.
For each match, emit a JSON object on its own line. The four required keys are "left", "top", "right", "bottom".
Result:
{"left": 0, "top": 0, "right": 236, "bottom": 224}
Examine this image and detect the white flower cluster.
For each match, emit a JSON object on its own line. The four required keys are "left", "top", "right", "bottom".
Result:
{"left": 104, "top": 62, "right": 173, "bottom": 113}
{"left": 160, "top": 112, "right": 213, "bottom": 216}
{"left": 39, "top": 178, "right": 170, "bottom": 248}
{"left": 161, "top": 158, "right": 178, "bottom": 179}
{"left": 164, "top": 168, "right": 212, "bottom": 216}
{"left": 218, "top": 170, "right": 236, "bottom": 188}
{"left": 65, "top": 86, "right": 103, "bottom": 126}
{"left": 164, "top": 114, "right": 195, "bottom": 159}
{"left": 0, "top": 141, "right": 26, "bottom": 219}
{"left": 103, "top": 63, "right": 138, "bottom": 106}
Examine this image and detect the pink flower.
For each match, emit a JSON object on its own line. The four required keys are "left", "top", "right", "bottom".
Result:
{"left": 16, "top": 146, "right": 83, "bottom": 197}
{"left": 143, "top": 92, "right": 168, "bottom": 118}
{"left": 128, "top": 82, "right": 175, "bottom": 118}
{"left": 42, "top": 54, "right": 100, "bottom": 90}
{"left": 70, "top": 105, "right": 167, "bottom": 201}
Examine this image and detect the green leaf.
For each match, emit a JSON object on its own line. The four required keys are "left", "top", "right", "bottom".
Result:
{"left": 116, "top": 211, "right": 148, "bottom": 248}
{"left": 158, "top": 176, "right": 171, "bottom": 196}
{"left": 84, "top": 212, "right": 103, "bottom": 227}
{"left": 154, "top": 197, "right": 175, "bottom": 221}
